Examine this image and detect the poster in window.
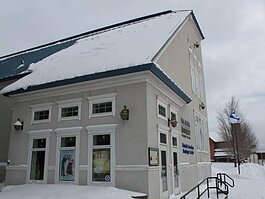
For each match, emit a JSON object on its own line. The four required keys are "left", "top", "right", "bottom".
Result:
{"left": 59, "top": 149, "right": 75, "bottom": 181}
{"left": 92, "top": 149, "right": 110, "bottom": 182}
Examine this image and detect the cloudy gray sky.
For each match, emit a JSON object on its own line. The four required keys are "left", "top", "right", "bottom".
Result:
{"left": 1, "top": 0, "right": 265, "bottom": 150}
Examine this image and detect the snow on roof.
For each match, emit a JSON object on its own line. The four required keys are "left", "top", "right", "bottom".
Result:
{"left": 1, "top": 10, "right": 191, "bottom": 95}
{"left": 209, "top": 131, "right": 223, "bottom": 142}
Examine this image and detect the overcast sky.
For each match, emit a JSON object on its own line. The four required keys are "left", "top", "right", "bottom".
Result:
{"left": 1, "top": 0, "right": 265, "bottom": 150}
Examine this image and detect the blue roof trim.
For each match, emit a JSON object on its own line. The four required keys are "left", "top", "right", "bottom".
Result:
{"left": 0, "top": 40, "right": 76, "bottom": 80}
{"left": 0, "top": 71, "right": 31, "bottom": 83}
{"left": 5, "top": 63, "right": 191, "bottom": 103}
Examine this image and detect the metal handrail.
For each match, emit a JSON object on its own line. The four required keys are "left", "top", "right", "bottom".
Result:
{"left": 217, "top": 173, "right": 235, "bottom": 188}
{"left": 180, "top": 174, "right": 234, "bottom": 199}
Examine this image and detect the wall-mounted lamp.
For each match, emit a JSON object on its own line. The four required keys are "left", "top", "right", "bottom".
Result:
{"left": 168, "top": 115, "right": 178, "bottom": 128}
{"left": 14, "top": 119, "right": 23, "bottom": 131}
{"left": 199, "top": 102, "right": 206, "bottom": 110}
{"left": 120, "top": 105, "right": 129, "bottom": 120}
{"left": 194, "top": 42, "right": 200, "bottom": 48}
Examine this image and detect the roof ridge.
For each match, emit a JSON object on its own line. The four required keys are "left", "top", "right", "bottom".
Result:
{"left": 0, "top": 10, "right": 173, "bottom": 60}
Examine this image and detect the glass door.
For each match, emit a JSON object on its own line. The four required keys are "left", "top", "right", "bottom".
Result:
{"left": 160, "top": 145, "right": 169, "bottom": 198}
{"left": 172, "top": 151, "right": 180, "bottom": 194}
{"left": 171, "top": 134, "right": 180, "bottom": 194}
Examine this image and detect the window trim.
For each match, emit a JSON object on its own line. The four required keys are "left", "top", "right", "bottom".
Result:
{"left": 86, "top": 124, "right": 117, "bottom": 186}
{"left": 26, "top": 129, "right": 52, "bottom": 183}
{"left": 55, "top": 127, "right": 82, "bottom": 184}
{"left": 158, "top": 125, "right": 169, "bottom": 146}
{"left": 57, "top": 98, "right": 82, "bottom": 122}
{"left": 157, "top": 99, "right": 168, "bottom": 121}
{"left": 30, "top": 103, "right": 53, "bottom": 125}
{"left": 171, "top": 129, "right": 180, "bottom": 149}
{"left": 87, "top": 93, "right": 117, "bottom": 119}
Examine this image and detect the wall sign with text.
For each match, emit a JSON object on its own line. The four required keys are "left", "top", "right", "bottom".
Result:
{"left": 181, "top": 118, "right": 191, "bottom": 139}
{"left": 182, "top": 143, "right": 194, "bottom": 155}
{"left": 148, "top": 147, "right": 159, "bottom": 166}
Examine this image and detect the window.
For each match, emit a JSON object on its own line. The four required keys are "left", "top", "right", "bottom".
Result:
{"left": 194, "top": 114, "right": 208, "bottom": 151}
{"left": 59, "top": 137, "right": 76, "bottom": 181}
{"left": 27, "top": 129, "right": 51, "bottom": 183}
{"left": 92, "top": 134, "right": 111, "bottom": 182}
{"left": 55, "top": 127, "right": 82, "bottom": 184}
{"left": 189, "top": 41, "right": 205, "bottom": 101}
{"left": 86, "top": 124, "right": 117, "bottom": 186}
{"left": 34, "top": 110, "right": 49, "bottom": 121}
{"left": 30, "top": 139, "right": 46, "bottom": 181}
{"left": 87, "top": 93, "right": 116, "bottom": 118}
{"left": 157, "top": 99, "right": 167, "bottom": 120}
{"left": 160, "top": 133, "right": 167, "bottom": 144}
{"left": 31, "top": 103, "right": 53, "bottom": 124}
{"left": 61, "top": 106, "right": 78, "bottom": 117}
{"left": 92, "top": 102, "right": 112, "bottom": 114}
{"left": 57, "top": 98, "right": 82, "bottom": 121}
{"left": 172, "top": 137, "right": 178, "bottom": 147}
{"left": 159, "top": 105, "right": 166, "bottom": 117}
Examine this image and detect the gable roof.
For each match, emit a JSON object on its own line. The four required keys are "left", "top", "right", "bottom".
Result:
{"left": 0, "top": 10, "right": 203, "bottom": 103}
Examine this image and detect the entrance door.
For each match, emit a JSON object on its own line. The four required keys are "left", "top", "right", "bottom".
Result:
{"left": 172, "top": 151, "right": 180, "bottom": 194}
{"left": 160, "top": 145, "right": 169, "bottom": 198}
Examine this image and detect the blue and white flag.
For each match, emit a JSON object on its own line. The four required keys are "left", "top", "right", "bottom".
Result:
{"left": 229, "top": 112, "right": 240, "bottom": 124}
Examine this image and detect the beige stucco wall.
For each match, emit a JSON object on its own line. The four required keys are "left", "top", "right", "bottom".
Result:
{"left": 0, "top": 79, "right": 18, "bottom": 183}
{"left": 156, "top": 16, "right": 211, "bottom": 189}
{"left": 5, "top": 79, "right": 149, "bottom": 195}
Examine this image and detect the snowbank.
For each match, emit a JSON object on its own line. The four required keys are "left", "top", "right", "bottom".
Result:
{"left": 0, "top": 184, "right": 145, "bottom": 199}
{"left": 212, "top": 162, "right": 265, "bottom": 199}
{"left": 240, "top": 163, "right": 265, "bottom": 179}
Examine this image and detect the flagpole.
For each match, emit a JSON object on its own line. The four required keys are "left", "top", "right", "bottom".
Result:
{"left": 235, "top": 123, "right": 240, "bottom": 174}
{"left": 230, "top": 112, "right": 241, "bottom": 175}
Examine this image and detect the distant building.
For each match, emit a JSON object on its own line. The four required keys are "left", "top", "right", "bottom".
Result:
{"left": 0, "top": 10, "right": 210, "bottom": 199}
{"left": 209, "top": 132, "right": 233, "bottom": 162}
{"left": 247, "top": 151, "right": 265, "bottom": 165}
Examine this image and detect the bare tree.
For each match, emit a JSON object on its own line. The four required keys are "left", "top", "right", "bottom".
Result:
{"left": 217, "top": 96, "right": 258, "bottom": 162}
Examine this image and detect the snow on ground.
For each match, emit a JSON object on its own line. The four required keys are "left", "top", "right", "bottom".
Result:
{"left": 212, "top": 162, "right": 265, "bottom": 199}
{"left": 0, "top": 184, "right": 146, "bottom": 199}
{"left": 173, "top": 163, "right": 265, "bottom": 199}
{"left": 1, "top": 163, "right": 265, "bottom": 199}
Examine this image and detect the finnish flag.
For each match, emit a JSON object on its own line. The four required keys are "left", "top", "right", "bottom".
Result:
{"left": 229, "top": 112, "right": 240, "bottom": 124}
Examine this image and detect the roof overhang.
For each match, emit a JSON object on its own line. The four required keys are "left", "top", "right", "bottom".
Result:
{"left": 4, "top": 63, "right": 191, "bottom": 104}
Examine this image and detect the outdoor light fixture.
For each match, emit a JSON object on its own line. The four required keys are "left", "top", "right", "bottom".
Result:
{"left": 199, "top": 102, "right": 206, "bottom": 110}
{"left": 194, "top": 42, "right": 200, "bottom": 48}
{"left": 168, "top": 115, "right": 178, "bottom": 128}
{"left": 120, "top": 105, "right": 129, "bottom": 120}
{"left": 14, "top": 119, "right": 23, "bottom": 131}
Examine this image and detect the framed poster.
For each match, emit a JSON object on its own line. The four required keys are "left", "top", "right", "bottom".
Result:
{"left": 59, "top": 149, "right": 75, "bottom": 181}
{"left": 148, "top": 147, "right": 159, "bottom": 166}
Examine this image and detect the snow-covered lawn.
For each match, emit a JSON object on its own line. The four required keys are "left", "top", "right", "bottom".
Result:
{"left": 212, "top": 162, "right": 265, "bottom": 199}
{"left": 0, "top": 184, "right": 146, "bottom": 199}
{"left": 1, "top": 163, "right": 265, "bottom": 199}
{"left": 172, "top": 162, "right": 265, "bottom": 199}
